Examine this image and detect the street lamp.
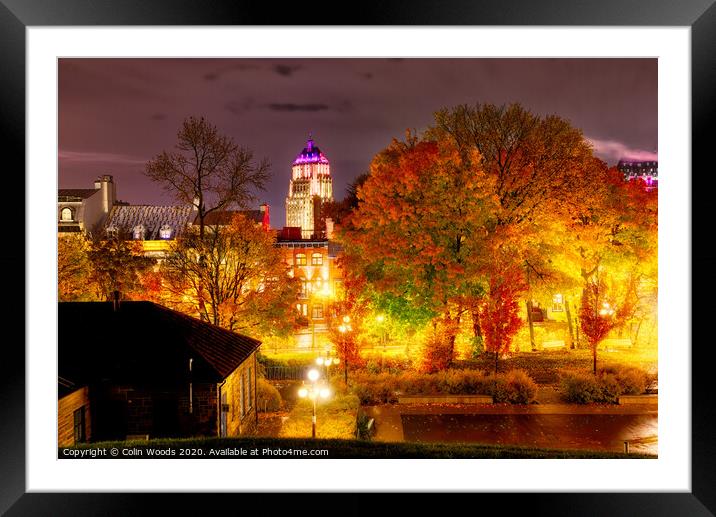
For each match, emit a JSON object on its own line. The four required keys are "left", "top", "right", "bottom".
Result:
{"left": 298, "top": 368, "right": 331, "bottom": 438}
{"left": 316, "top": 353, "right": 340, "bottom": 379}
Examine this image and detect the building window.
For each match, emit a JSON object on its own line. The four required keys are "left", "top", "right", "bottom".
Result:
{"left": 106, "top": 225, "right": 118, "bottom": 238}
{"left": 240, "top": 371, "right": 245, "bottom": 417}
{"left": 552, "top": 294, "right": 564, "bottom": 312}
{"left": 246, "top": 367, "right": 253, "bottom": 409}
{"left": 295, "top": 253, "right": 307, "bottom": 266}
{"left": 159, "top": 224, "right": 172, "bottom": 239}
{"left": 312, "top": 303, "right": 323, "bottom": 319}
{"left": 302, "top": 303, "right": 308, "bottom": 317}
{"left": 133, "top": 225, "right": 145, "bottom": 240}
{"left": 73, "top": 407, "right": 86, "bottom": 444}
{"left": 60, "top": 207, "right": 74, "bottom": 221}
{"left": 311, "top": 252, "right": 323, "bottom": 265}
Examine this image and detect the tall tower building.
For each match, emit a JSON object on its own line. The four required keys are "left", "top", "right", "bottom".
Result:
{"left": 285, "top": 136, "right": 333, "bottom": 239}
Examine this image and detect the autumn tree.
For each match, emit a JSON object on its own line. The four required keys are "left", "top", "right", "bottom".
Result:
{"left": 343, "top": 134, "right": 497, "bottom": 370}
{"left": 85, "top": 233, "right": 156, "bottom": 301}
{"left": 479, "top": 255, "right": 527, "bottom": 373}
{"left": 161, "top": 213, "right": 300, "bottom": 337}
{"left": 58, "top": 233, "right": 93, "bottom": 301}
{"left": 145, "top": 116, "right": 270, "bottom": 239}
{"left": 558, "top": 166, "right": 658, "bottom": 355}
{"left": 428, "top": 103, "right": 598, "bottom": 349}
{"left": 579, "top": 273, "right": 636, "bottom": 374}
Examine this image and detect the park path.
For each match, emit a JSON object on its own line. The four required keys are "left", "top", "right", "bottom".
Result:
{"left": 363, "top": 403, "right": 657, "bottom": 455}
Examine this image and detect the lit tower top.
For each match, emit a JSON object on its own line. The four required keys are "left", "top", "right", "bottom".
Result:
{"left": 285, "top": 135, "right": 334, "bottom": 239}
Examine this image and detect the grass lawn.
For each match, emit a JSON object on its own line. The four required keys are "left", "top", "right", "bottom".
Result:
{"left": 61, "top": 435, "right": 655, "bottom": 459}
{"left": 278, "top": 393, "right": 360, "bottom": 439}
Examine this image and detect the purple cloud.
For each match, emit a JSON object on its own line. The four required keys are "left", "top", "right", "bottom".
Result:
{"left": 587, "top": 137, "right": 658, "bottom": 163}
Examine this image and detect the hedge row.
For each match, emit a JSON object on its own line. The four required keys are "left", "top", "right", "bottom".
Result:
{"left": 351, "top": 369, "right": 537, "bottom": 405}
{"left": 560, "top": 366, "right": 648, "bottom": 404}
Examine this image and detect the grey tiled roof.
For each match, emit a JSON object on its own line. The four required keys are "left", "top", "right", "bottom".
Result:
{"left": 104, "top": 205, "right": 195, "bottom": 240}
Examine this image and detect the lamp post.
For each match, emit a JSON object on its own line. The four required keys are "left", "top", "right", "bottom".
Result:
{"left": 297, "top": 368, "right": 331, "bottom": 438}
{"left": 316, "top": 353, "right": 339, "bottom": 380}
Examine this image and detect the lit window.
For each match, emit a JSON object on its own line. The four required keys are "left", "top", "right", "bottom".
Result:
{"left": 60, "top": 207, "right": 73, "bottom": 221}
{"left": 295, "top": 253, "right": 307, "bottom": 266}
{"left": 106, "top": 225, "right": 118, "bottom": 238}
{"left": 311, "top": 252, "right": 323, "bottom": 265}
{"left": 159, "top": 224, "right": 172, "bottom": 239}
{"left": 552, "top": 294, "right": 564, "bottom": 312}
{"left": 312, "top": 303, "right": 323, "bottom": 319}
{"left": 133, "top": 225, "right": 145, "bottom": 240}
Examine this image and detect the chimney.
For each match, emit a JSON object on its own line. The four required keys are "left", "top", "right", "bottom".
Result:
{"left": 260, "top": 203, "right": 270, "bottom": 231}
{"left": 112, "top": 290, "right": 121, "bottom": 312}
{"left": 99, "top": 175, "right": 115, "bottom": 214}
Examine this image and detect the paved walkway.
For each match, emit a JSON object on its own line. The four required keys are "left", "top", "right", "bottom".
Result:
{"left": 363, "top": 403, "right": 658, "bottom": 455}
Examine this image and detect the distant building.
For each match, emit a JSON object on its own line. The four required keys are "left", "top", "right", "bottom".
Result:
{"left": 285, "top": 136, "right": 334, "bottom": 239}
{"left": 617, "top": 159, "right": 658, "bottom": 190}
{"left": 58, "top": 174, "right": 117, "bottom": 234}
{"left": 103, "top": 204, "right": 196, "bottom": 258}
{"left": 275, "top": 229, "right": 344, "bottom": 328}
{"left": 59, "top": 301, "right": 261, "bottom": 441}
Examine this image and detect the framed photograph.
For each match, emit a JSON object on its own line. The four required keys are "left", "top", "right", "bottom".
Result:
{"left": 2, "top": 0, "right": 711, "bottom": 514}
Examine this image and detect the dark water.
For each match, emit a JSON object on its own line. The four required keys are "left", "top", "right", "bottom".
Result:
{"left": 401, "top": 413, "right": 657, "bottom": 454}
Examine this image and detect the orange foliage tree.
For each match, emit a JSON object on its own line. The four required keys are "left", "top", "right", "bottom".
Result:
{"left": 479, "top": 259, "right": 527, "bottom": 373}
{"left": 343, "top": 134, "right": 497, "bottom": 370}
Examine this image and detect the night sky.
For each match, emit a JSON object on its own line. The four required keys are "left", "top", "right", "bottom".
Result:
{"left": 59, "top": 58, "right": 657, "bottom": 225}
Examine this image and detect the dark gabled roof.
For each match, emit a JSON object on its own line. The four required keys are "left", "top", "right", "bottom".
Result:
{"left": 58, "top": 376, "right": 85, "bottom": 399}
{"left": 58, "top": 189, "right": 99, "bottom": 200}
{"left": 194, "top": 210, "right": 264, "bottom": 226}
{"left": 59, "top": 302, "right": 261, "bottom": 385}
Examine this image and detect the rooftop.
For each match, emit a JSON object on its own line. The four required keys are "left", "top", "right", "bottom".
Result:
{"left": 104, "top": 205, "right": 195, "bottom": 239}
{"left": 59, "top": 301, "right": 261, "bottom": 385}
{"left": 292, "top": 137, "right": 330, "bottom": 166}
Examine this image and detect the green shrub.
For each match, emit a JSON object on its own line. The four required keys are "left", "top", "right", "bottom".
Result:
{"left": 560, "top": 365, "right": 649, "bottom": 404}
{"left": 599, "top": 373, "right": 621, "bottom": 403}
{"left": 256, "top": 378, "right": 282, "bottom": 412}
{"left": 349, "top": 368, "right": 537, "bottom": 404}
{"left": 561, "top": 373, "right": 601, "bottom": 403}
{"left": 503, "top": 369, "right": 538, "bottom": 404}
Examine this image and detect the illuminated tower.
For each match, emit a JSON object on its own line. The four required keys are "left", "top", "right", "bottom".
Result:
{"left": 285, "top": 136, "right": 333, "bottom": 239}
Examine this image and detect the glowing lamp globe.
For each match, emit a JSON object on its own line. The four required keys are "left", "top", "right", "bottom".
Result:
{"left": 298, "top": 388, "right": 308, "bottom": 398}
{"left": 308, "top": 369, "right": 320, "bottom": 382}
{"left": 320, "top": 388, "right": 331, "bottom": 399}
{"left": 316, "top": 357, "right": 324, "bottom": 366}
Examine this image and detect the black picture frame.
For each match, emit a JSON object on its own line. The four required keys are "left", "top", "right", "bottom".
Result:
{"left": 1, "top": 1, "right": 711, "bottom": 514}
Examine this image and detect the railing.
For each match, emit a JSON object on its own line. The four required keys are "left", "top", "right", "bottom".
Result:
{"left": 262, "top": 365, "right": 311, "bottom": 381}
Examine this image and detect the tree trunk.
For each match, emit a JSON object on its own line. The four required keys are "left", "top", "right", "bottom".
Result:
{"left": 472, "top": 308, "right": 483, "bottom": 339}
{"left": 575, "top": 315, "right": 581, "bottom": 348}
{"left": 494, "top": 349, "right": 499, "bottom": 374}
{"left": 525, "top": 300, "right": 536, "bottom": 351}
{"left": 565, "top": 297, "right": 575, "bottom": 349}
{"left": 592, "top": 342, "right": 598, "bottom": 375}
